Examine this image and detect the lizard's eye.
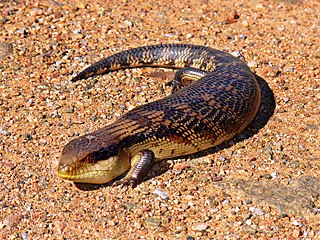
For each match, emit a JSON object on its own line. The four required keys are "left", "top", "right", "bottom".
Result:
{"left": 84, "top": 155, "right": 96, "bottom": 164}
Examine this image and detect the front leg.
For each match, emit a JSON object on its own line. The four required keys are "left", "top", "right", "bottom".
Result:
{"left": 114, "top": 150, "right": 155, "bottom": 187}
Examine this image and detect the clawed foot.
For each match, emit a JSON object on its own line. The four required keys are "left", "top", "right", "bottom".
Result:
{"left": 165, "top": 79, "right": 183, "bottom": 93}
{"left": 112, "top": 177, "right": 139, "bottom": 188}
{"left": 112, "top": 150, "right": 154, "bottom": 188}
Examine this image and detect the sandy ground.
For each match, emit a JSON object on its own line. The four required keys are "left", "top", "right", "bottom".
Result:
{"left": 0, "top": 0, "right": 319, "bottom": 239}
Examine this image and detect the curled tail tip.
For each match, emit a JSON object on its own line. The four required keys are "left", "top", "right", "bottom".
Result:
{"left": 70, "top": 70, "right": 94, "bottom": 82}
{"left": 71, "top": 75, "right": 81, "bottom": 82}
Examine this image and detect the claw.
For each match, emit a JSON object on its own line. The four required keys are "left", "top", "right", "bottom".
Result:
{"left": 113, "top": 178, "right": 138, "bottom": 188}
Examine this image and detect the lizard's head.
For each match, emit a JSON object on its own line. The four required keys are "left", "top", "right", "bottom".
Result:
{"left": 58, "top": 134, "right": 130, "bottom": 184}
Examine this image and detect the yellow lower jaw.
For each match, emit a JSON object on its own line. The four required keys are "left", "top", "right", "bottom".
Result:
{"left": 58, "top": 151, "right": 131, "bottom": 184}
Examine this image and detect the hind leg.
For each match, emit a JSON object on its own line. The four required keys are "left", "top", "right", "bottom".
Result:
{"left": 167, "top": 67, "right": 208, "bottom": 93}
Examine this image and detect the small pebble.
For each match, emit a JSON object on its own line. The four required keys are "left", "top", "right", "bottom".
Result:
{"left": 186, "top": 237, "right": 195, "bottom": 240}
{"left": 21, "top": 232, "right": 28, "bottom": 240}
{"left": 284, "top": 67, "right": 294, "bottom": 72}
{"left": 242, "top": 225, "right": 256, "bottom": 234}
{"left": 153, "top": 188, "right": 170, "bottom": 200}
{"left": 144, "top": 218, "right": 161, "bottom": 227}
{"left": 222, "top": 199, "right": 230, "bottom": 205}
{"left": 0, "top": 126, "right": 9, "bottom": 135}
{"left": 247, "top": 61, "right": 256, "bottom": 68}
{"left": 65, "top": 107, "right": 74, "bottom": 113}
{"left": 231, "top": 51, "right": 241, "bottom": 58}
{"left": 192, "top": 223, "right": 208, "bottom": 231}
{"left": 24, "top": 133, "right": 33, "bottom": 141}
{"left": 0, "top": 42, "right": 13, "bottom": 59}
{"left": 292, "top": 219, "right": 302, "bottom": 226}
{"left": 187, "top": 183, "right": 198, "bottom": 191}
{"left": 292, "top": 229, "right": 301, "bottom": 238}
{"left": 270, "top": 172, "right": 277, "bottom": 178}
{"left": 120, "top": 203, "right": 138, "bottom": 210}
{"left": 249, "top": 207, "right": 265, "bottom": 216}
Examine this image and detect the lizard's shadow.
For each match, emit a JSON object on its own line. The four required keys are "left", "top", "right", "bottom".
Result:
{"left": 75, "top": 74, "right": 275, "bottom": 191}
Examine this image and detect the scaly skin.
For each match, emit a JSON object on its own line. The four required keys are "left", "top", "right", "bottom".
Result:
{"left": 58, "top": 44, "right": 261, "bottom": 185}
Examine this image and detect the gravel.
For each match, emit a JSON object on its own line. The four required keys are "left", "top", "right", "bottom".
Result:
{"left": 0, "top": 0, "right": 319, "bottom": 239}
